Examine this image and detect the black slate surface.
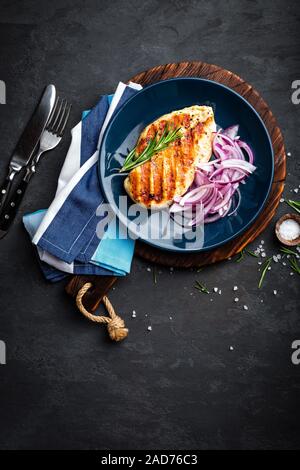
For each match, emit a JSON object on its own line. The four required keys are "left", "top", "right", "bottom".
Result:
{"left": 0, "top": 0, "right": 299, "bottom": 450}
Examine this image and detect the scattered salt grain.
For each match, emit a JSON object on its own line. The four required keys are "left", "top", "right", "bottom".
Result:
{"left": 287, "top": 152, "right": 291, "bottom": 156}
{"left": 273, "top": 290, "right": 277, "bottom": 295}
{"left": 273, "top": 255, "right": 278, "bottom": 263}
{"left": 258, "top": 261, "right": 262, "bottom": 265}
{"left": 280, "top": 198, "right": 284, "bottom": 203}
{"left": 218, "top": 290, "right": 222, "bottom": 295}
{"left": 243, "top": 305, "right": 249, "bottom": 310}
{"left": 282, "top": 262, "right": 287, "bottom": 266}
{"left": 261, "top": 299, "right": 264, "bottom": 303}
{"left": 147, "top": 267, "right": 151, "bottom": 272}
{"left": 234, "top": 297, "right": 239, "bottom": 302}
{"left": 132, "top": 310, "right": 136, "bottom": 318}
{"left": 261, "top": 240, "right": 265, "bottom": 245}
{"left": 294, "top": 188, "right": 299, "bottom": 194}
{"left": 233, "top": 286, "right": 238, "bottom": 291}
{"left": 147, "top": 326, "right": 152, "bottom": 331}
{"left": 268, "top": 266, "right": 271, "bottom": 270}
{"left": 229, "top": 346, "right": 234, "bottom": 351}
{"left": 261, "top": 252, "right": 266, "bottom": 258}
{"left": 290, "top": 272, "right": 294, "bottom": 276}
{"left": 213, "top": 287, "right": 218, "bottom": 293}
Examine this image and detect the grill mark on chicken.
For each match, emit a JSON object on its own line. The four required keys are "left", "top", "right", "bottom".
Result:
{"left": 124, "top": 105, "right": 216, "bottom": 209}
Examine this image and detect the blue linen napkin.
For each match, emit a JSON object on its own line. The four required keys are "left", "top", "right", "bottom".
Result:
{"left": 23, "top": 82, "right": 142, "bottom": 281}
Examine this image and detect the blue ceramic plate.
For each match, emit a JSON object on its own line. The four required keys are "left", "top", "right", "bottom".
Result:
{"left": 99, "top": 78, "right": 274, "bottom": 252}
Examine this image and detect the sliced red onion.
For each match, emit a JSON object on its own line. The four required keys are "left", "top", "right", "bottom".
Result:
{"left": 237, "top": 140, "right": 254, "bottom": 164}
{"left": 222, "top": 125, "right": 239, "bottom": 140}
{"left": 169, "top": 125, "right": 255, "bottom": 226}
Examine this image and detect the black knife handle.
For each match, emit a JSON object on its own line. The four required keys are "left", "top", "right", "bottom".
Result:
{"left": 0, "top": 179, "right": 30, "bottom": 235}
{"left": 0, "top": 174, "right": 14, "bottom": 209}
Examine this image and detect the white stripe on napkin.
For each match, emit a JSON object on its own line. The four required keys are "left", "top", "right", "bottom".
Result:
{"left": 37, "top": 247, "right": 74, "bottom": 273}
{"left": 97, "top": 81, "right": 142, "bottom": 149}
{"left": 56, "top": 122, "right": 82, "bottom": 196}
{"left": 32, "top": 151, "right": 98, "bottom": 245}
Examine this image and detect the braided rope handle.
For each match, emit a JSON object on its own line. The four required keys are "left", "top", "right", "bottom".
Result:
{"left": 76, "top": 283, "right": 128, "bottom": 342}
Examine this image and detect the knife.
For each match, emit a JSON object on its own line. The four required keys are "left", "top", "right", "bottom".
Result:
{"left": 0, "top": 84, "right": 56, "bottom": 211}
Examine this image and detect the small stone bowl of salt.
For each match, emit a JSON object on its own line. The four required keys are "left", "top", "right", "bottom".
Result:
{"left": 275, "top": 213, "right": 300, "bottom": 246}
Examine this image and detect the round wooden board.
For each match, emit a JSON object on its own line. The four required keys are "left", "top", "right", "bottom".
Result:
{"left": 129, "top": 61, "right": 286, "bottom": 268}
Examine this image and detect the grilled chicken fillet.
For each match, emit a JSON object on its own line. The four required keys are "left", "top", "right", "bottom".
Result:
{"left": 124, "top": 105, "right": 216, "bottom": 209}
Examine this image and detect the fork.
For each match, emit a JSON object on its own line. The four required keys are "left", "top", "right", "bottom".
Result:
{"left": 0, "top": 97, "right": 72, "bottom": 238}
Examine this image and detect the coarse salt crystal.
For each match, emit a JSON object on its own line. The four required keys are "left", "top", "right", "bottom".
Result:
{"left": 234, "top": 297, "right": 239, "bottom": 302}
{"left": 213, "top": 287, "right": 218, "bottom": 293}
{"left": 233, "top": 286, "right": 238, "bottom": 291}
{"left": 280, "top": 198, "right": 284, "bottom": 203}
{"left": 279, "top": 219, "right": 300, "bottom": 241}
{"left": 229, "top": 346, "right": 234, "bottom": 351}
{"left": 287, "top": 152, "right": 291, "bottom": 156}
{"left": 261, "top": 252, "right": 266, "bottom": 258}
{"left": 147, "top": 267, "right": 151, "bottom": 272}
{"left": 243, "top": 305, "right": 248, "bottom": 310}
{"left": 294, "top": 188, "right": 299, "bottom": 194}
{"left": 147, "top": 326, "right": 152, "bottom": 331}
{"left": 218, "top": 290, "right": 222, "bottom": 295}
{"left": 273, "top": 290, "right": 277, "bottom": 295}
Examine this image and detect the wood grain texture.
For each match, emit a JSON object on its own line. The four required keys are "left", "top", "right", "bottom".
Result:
{"left": 65, "top": 275, "right": 117, "bottom": 311}
{"left": 66, "top": 61, "right": 286, "bottom": 304}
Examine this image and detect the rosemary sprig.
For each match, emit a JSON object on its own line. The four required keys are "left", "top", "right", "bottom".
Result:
{"left": 119, "top": 126, "right": 182, "bottom": 172}
{"left": 236, "top": 248, "right": 259, "bottom": 262}
{"left": 245, "top": 248, "right": 259, "bottom": 258}
{"left": 285, "top": 199, "right": 300, "bottom": 214}
{"left": 235, "top": 250, "right": 245, "bottom": 263}
{"left": 289, "top": 256, "right": 300, "bottom": 275}
{"left": 258, "top": 256, "right": 272, "bottom": 288}
{"left": 280, "top": 246, "right": 299, "bottom": 256}
{"left": 194, "top": 281, "right": 210, "bottom": 294}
